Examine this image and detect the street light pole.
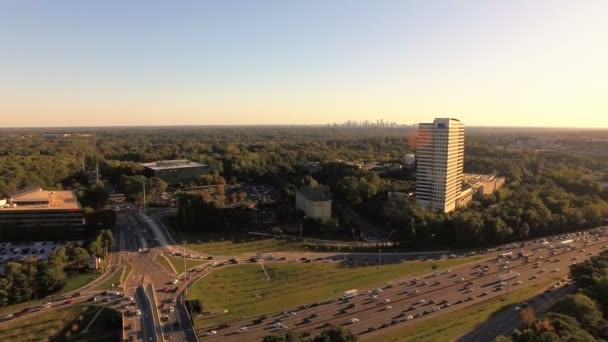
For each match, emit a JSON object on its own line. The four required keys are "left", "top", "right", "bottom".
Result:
{"left": 142, "top": 179, "right": 146, "bottom": 214}
{"left": 183, "top": 240, "right": 188, "bottom": 296}
{"left": 378, "top": 248, "right": 382, "bottom": 289}
{"left": 506, "top": 262, "right": 510, "bottom": 297}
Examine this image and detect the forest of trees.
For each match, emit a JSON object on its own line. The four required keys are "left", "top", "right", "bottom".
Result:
{"left": 263, "top": 325, "right": 357, "bottom": 342}
{"left": 177, "top": 143, "right": 608, "bottom": 248}
{"left": 496, "top": 249, "right": 608, "bottom": 341}
{"left": 0, "top": 230, "right": 114, "bottom": 307}
{"left": 1, "top": 127, "right": 608, "bottom": 249}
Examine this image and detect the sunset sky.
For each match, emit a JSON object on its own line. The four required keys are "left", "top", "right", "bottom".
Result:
{"left": 1, "top": 0, "right": 607, "bottom": 127}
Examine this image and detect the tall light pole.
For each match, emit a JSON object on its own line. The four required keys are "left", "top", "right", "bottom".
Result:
{"left": 142, "top": 179, "right": 146, "bottom": 214}
{"left": 506, "top": 261, "right": 510, "bottom": 297}
{"left": 183, "top": 240, "right": 188, "bottom": 296}
{"left": 377, "top": 248, "right": 382, "bottom": 289}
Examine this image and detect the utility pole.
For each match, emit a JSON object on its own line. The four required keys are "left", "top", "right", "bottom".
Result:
{"left": 104, "top": 241, "right": 108, "bottom": 272}
{"left": 183, "top": 240, "right": 188, "bottom": 296}
{"left": 378, "top": 248, "right": 382, "bottom": 289}
{"left": 506, "top": 262, "right": 510, "bottom": 297}
{"left": 142, "top": 179, "right": 146, "bottom": 214}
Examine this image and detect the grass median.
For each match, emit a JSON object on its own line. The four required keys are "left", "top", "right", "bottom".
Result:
{"left": 94, "top": 267, "right": 124, "bottom": 291}
{"left": 188, "top": 255, "right": 489, "bottom": 327}
{"left": 166, "top": 255, "right": 206, "bottom": 275}
{"left": 179, "top": 234, "right": 305, "bottom": 256}
{"left": 155, "top": 254, "right": 177, "bottom": 274}
{"left": 368, "top": 276, "right": 563, "bottom": 342}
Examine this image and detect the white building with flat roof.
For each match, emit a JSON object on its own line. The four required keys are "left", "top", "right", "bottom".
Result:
{"left": 295, "top": 187, "right": 332, "bottom": 220}
{"left": 415, "top": 118, "right": 465, "bottom": 213}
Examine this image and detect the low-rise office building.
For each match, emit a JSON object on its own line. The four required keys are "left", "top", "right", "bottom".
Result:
{"left": 462, "top": 174, "right": 506, "bottom": 199}
{"left": 295, "top": 187, "right": 332, "bottom": 221}
{"left": 142, "top": 159, "right": 210, "bottom": 185}
{"left": 0, "top": 187, "right": 85, "bottom": 240}
{"left": 454, "top": 174, "right": 507, "bottom": 209}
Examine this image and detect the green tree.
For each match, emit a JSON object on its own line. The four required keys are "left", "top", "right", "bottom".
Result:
{"left": 36, "top": 260, "right": 67, "bottom": 296}
{"left": 313, "top": 326, "right": 357, "bottom": 342}
{"left": 550, "top": 293, "right": 605, "bottom": 334}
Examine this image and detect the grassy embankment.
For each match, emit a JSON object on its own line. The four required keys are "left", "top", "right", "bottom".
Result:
{"left": 0, "top": 305, "right": 121, "bottom": 342}
{"left": 0, "top": 272, "right": 100, "bottom": 317}
{"left": 178, "top": 234, "right": 305, "bottom": 256}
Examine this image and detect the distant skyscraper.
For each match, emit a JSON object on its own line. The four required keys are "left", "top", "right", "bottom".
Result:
{"left": 415, "top": 118, "right": 465, "bottom": 212}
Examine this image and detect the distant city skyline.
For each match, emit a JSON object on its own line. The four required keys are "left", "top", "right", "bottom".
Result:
{"left": 1, "top": 0, "right": 607, "bottom": 128}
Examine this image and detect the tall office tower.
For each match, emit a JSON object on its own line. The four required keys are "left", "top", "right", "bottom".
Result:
{"left": 415, "top": 118, "right": 465, "bottom": 212}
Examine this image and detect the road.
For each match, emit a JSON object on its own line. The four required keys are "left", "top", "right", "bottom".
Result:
{"left": 191, "top": 228, "right": 607, "bottom": 341}
{"left": 3, "top": 207, "right": 604, "bottom": 342}
{"left": 135, "top": 286, "right": 159, "bottom": 342}
{"left": 457, "top": 284, "right": 574, "bottom": 342}
{"left": 118, "top": 208, "right": 198, "bottom": 342}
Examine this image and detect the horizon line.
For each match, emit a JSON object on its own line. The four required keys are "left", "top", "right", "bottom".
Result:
{"left": 1, "top": 123, "right": 608, "bottom": 130}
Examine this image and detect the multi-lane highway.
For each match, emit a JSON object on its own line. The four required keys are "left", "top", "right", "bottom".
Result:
{"left": 5, "top": 206, "right": 599, "bottom": 342}
{"left": 458, "top": 282, "right": 574, "bottom": 342}
{"left": 117, "top": 208, "right": 198, "bottom": 342}
{"left": 190, "top": 228, "right": 607, "bottom": 341}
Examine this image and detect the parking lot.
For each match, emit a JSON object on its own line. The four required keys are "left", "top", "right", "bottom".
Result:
{"left": 0, "top": 241, "right": 78, "bottom": 264}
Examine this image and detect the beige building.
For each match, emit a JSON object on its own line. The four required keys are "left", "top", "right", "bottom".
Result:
{"left": 455, "top": 187, "right": 476, "bottom": 209}
{"left": 462, "top": 173, "right": 506, "bottom": 199}
{"left": 0, "top": 187, "right": 85, "bottom": 240}
{"left": 295, "top": 187, "right": 332, "bottom": 220}
{"left": 416, "top": 118, "right": 465, "bottom": 213}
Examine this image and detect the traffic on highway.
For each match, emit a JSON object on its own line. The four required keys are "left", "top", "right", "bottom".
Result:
{"left": 4, "top": 205, "right": 604, "bottom": 342}
{"left": 192, "top": 228, "right": 607, "bottom": 341}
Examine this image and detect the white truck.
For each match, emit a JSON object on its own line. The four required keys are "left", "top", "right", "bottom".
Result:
{"left": 498, "top": 271, "right": 520, "bottom": 282}
{"left": 341, "top": 289, "right": 358, "bottom": 300}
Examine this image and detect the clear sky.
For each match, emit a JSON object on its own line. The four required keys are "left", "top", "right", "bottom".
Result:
{"left": 1, "top": 0, "right": 607, "bottom": 127}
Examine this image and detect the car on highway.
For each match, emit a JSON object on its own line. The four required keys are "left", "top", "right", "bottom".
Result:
{"left": 349, "top": 318, "right": 359, "bottom": 323}
{"left": 206, "top": 330, "right": 217, "bottom": 336}
{"left": 169, "top": 306, "right": 174, "bottom": 313}
{"left": 237, "top": 327, "right": 248, "bottom": 333}
{"left": 135, "top": 310, "right": 141, "bottom": 316}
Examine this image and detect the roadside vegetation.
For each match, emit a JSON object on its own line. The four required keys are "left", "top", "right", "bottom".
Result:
{"left": 0, "top": 230, "right": 114, "bottom": 309}
{"left": 177, "top": 234, "right": 304, "bottom": 256}
{"left": 495, "top": 249, "right": 608, "bottom": 341}
{"left": 188, "top": 255, "right": 488, "bottom": 327}
{"left": 0, "top": 306, "right": 121, "bottom": 342}
{"left": 371, "top": 277, "right": 561, "bottom": 342}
